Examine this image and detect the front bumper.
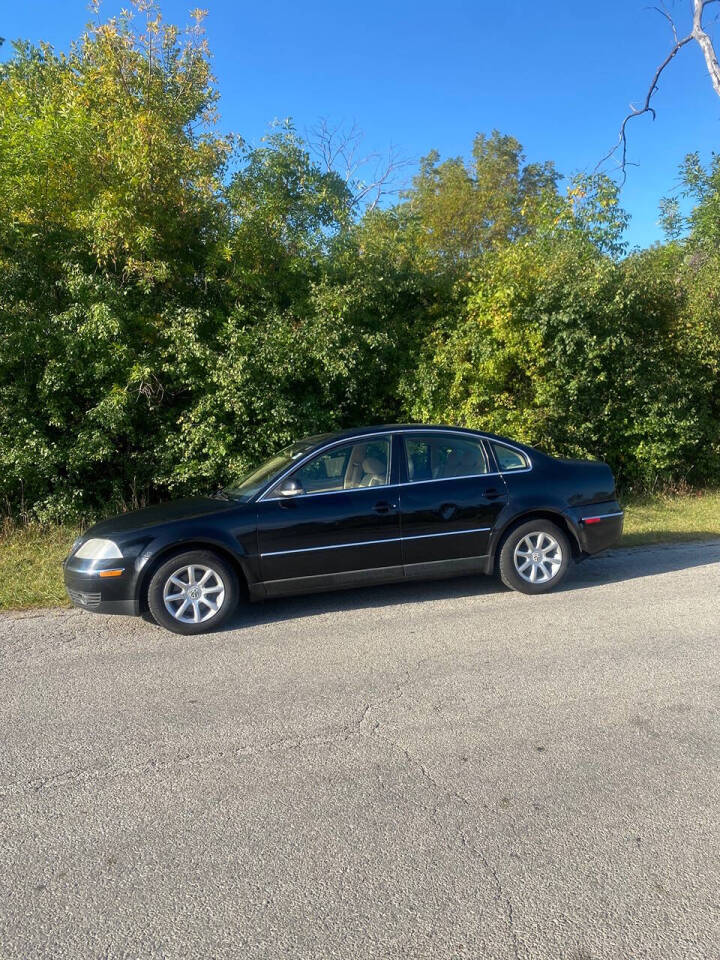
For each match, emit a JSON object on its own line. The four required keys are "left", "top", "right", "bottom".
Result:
{"left": 63, "top": 560, "right": 138, "bottom": 616}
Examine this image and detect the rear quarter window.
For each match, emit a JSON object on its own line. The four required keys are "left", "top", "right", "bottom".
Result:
{"left": 492, "top": 442, "right": 529, "bottom": 472}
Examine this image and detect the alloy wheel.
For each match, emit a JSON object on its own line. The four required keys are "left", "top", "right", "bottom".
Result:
{"left": 513, "top": 532, "right": 563, "bottom": 585}
{"left": 163, "top": 564, "right": 225, "bottom": 624}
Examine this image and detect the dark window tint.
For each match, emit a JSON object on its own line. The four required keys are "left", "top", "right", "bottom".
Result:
{"left": 492, "top": 442, "right": 529, "bottom": 471}
{"left": 404, "top": 434, "right": 489, "bottom": 482}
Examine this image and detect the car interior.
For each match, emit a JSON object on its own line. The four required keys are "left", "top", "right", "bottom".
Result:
{"left": 406, "top": 436, "right": 488, "bottom": 482}
{"left": 273, "top": 439, "right": 391, "bottom": 496}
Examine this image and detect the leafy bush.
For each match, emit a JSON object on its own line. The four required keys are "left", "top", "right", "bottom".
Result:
{"left": 406, "top": 236, "right": 718, "bottom": 491}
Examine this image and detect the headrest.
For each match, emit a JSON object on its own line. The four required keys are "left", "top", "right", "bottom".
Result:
{"left": 363, "top": 456, "right": 385, "bottom": 476}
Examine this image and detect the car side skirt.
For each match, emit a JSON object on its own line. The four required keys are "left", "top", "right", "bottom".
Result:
{"left": 254, "top": 554, "right": 491, "bottom": 600}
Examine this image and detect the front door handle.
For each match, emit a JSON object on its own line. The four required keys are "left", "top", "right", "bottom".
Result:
{"left": 374, "top": 500, "right": 397, "bottom": 514}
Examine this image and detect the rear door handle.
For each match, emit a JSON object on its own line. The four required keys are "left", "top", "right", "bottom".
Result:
{"left": 374, "top": 500, "right": 397, "bottom": 514}
{"left": 483, "top": 487, "right": 504, "bottom": 500}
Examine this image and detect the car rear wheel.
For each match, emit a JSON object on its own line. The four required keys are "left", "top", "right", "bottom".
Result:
{"left": 498, "top": 520, "right": 571, "bottom": 594}
{"left": 147, "top": 550, "right": 239, "bottom": 634}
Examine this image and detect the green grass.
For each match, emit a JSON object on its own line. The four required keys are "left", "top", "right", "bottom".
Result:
{"left": 1, "top": 489, "right": 719, "bottom": 611}
{"left": 621, "top": 488, "right": 720, "bottom": 547}
{"left": 0, "top": 524, "right": 78, "bottom": 612}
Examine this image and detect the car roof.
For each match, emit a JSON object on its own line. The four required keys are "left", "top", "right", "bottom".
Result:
{"left": 299, "top": 424, "right": 536, "bottom": 453}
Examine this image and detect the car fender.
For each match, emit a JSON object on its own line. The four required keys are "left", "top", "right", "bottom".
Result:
{"left": 132, "top": 519, "right": 259, "bottom": 606}
{"left": 488, "top": 499, "right": 583, "bottom": 563}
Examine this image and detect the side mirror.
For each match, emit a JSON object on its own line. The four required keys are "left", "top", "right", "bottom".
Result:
{"left": 278, "top": 477, "right": 304, "bottom": 498}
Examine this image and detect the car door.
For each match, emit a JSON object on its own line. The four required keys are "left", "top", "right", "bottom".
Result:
{"left": 256, "top": 435, "right": 403, "bottom": 595}
{"left": 398, "top": 431, "right": 507, "bottom": 576}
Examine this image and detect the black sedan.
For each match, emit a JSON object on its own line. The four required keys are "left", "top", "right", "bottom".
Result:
{"left": 63, "top": 425, "right": 624, "bottom": 634}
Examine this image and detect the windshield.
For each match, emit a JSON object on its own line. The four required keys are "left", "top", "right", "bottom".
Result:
{"left": 222, "top": 436, "right": 328, "bottom": 502}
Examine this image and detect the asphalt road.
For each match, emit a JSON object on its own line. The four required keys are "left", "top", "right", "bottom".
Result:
{"left": 1, "top": 540, "right": 719, "bottom": 960}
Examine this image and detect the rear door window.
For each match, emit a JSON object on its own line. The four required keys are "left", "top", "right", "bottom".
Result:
{"left": 404, "top": 434, "right": 489, "bottom": 482}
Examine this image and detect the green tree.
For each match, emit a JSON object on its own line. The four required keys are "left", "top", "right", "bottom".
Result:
{"left": 406, "top": 186, "right": 717, "bottom": 491}
{"left": 403, "top": 131, "right": 560, "bottom": 268}
{"left": 0, "top": 3, "right": 232, "bottom": 519}
{"left": 160, "top": 151, "right": 443, "bottom": 491}
{"left": 660, "top": 151, "right": 720, "bottom": 471}
{"left": 1, "top": 2, "right": 717, "bottom": 520}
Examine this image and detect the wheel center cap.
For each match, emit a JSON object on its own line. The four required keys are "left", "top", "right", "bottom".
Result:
{"left": 532, "top": 552, "right": 540, "bottom": 562}
{"left": 188, "top": 587, "right": 200, "bottom": 600}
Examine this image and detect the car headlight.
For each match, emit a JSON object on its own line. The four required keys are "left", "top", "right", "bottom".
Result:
{"left": 74, "top": 538, "right": 123, "bottom": 560}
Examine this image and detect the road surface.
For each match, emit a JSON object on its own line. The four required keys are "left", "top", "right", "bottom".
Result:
{"left": 1, "top": 540, "right": 719, "bottom": 959}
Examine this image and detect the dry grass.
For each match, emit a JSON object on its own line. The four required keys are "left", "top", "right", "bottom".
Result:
{"left": 1, "top": 489, "right": 719, "bottom": 611}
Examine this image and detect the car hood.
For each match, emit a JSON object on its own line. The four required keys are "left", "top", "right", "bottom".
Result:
{"left": 85, "top": 496, "right": 241, "bottom": 538}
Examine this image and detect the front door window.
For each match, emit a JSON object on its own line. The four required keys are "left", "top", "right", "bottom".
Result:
{"left": 268, "top": 437, "right": 391, "bottom": 497}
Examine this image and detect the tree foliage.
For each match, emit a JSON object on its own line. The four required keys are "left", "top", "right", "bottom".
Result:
{"left": 407, "top": 236, "right": 716, "bottom": 490}
{"left": 0, "top": 2, "right": 718, "bottom": 521}
{"left": 403, "top": 132, "right": 560, "bottom": 268}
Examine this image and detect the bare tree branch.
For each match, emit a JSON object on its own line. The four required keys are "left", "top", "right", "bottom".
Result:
{"left": 308, "top": 118, "right": 412, "bottom": 211}
{"left": 599, "top": 0, "right": 720, "bottom": 181}
{"left": 694, "top": 0, "right": 720, "bottom": 94}
{"left": 597, "top": 26, "right": 693, "bottom": 181}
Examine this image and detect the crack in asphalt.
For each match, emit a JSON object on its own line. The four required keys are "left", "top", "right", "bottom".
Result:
{"left": 3, "top": 651, "right": 521, "bottom": 957}
{"left": 461, "top": 834, "right": 521, "bottom": 960}
{"left": 369, "top": 732, "right": 520, "bottom": 960}
{"left": 0, "top": 727, "right": 359, "bottom": 797}
{"left": 2, "top": 657, "right": 429, "bottom": 797}
{"left": 354, "top": 657, "right": 521, "bottom": 960}
{"left": 357, "top": 657, "right": 430, "bottom": 731}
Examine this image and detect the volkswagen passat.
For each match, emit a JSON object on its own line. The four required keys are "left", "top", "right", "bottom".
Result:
{"left": 63, "top": 425, "right": 624, "bottom": 634}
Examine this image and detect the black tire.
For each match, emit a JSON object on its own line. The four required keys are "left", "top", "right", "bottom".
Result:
{"left": 147, "top": 549, "right": 240, "bottom": 635}
{"left": 498, "top": 520, "right": 571, "bottom": 595}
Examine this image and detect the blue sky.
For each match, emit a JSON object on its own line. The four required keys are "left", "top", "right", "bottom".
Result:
{"left": 2, "top": 0, "right": 718, "bottom": 248}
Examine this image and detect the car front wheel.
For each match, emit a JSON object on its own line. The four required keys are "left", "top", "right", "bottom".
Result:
{"left": 498, "top": 520, "right": 571, "bottom": 594}
{"left": 147, "top": 550, "right": 239, "bottom": 634}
